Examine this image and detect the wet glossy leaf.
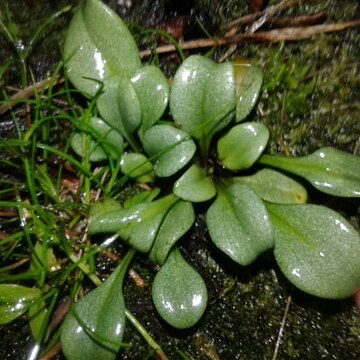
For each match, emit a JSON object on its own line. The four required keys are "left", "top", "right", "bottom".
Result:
{"left": 61, "top": 250, "right": 134, "bottom": 360}
{"left": 233, "top": 59, "right": 263, "bottom": 122}
{"left": 170, "top": 55, "right": 235, "bottom": 150}
{"left": 120, "top": 153, "right": 154, "bottom": 183}
{"left": 71, "top": 117, "right": 124, "bottom": 162}
{"left": 63, "top": 0, "right": 141, "bottom": 96}
{"left": 217, "top": 122, "right": 269, "bottom": 170}
{"left": 130, "top": 66, "right": 169, "bottom": 134}
{"left": 96, "top": 76, "right": 141, "bottom": 145}
{"left": 88, "top": 194, "right": 178, "bottom": 252}
{"left": 268, "top": 203, "right": 360, "bottom": 298}
{"left": 149, "top": 201, "right": 195, "bottom": 265}
{"left": 152, "top": 248, "right": 207, "bottom": 329}
{"left": 173, "top": 164, "right": 216, "bottom": 202}
{"left": 143, "top": 125, "right": 196, "bottom": 177}
{"left": 0, "top": 284, "right": 41, "bottom": 324}
{"left": 231, "top": 168, "right": 308, "bottom": 204}
{"left": 207, "top": 184, "right": 273, "bottom": 265}
{"left": 259, "top": 147, "right": 360, "bottom": 197}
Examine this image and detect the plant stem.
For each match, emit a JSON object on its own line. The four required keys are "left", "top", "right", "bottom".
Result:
{"left": 125, "top": 309, "right": 169, "bottom": 360}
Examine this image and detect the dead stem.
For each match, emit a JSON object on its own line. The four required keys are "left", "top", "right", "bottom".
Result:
{"left": 239, "top": 20, "right": 360, "bottom": 42}
{"left": 2, "top": 257, "right": 30, "bottom": 271}
{"left": 0, "top": 210, "right": 17, "bottom": 217}
{"left": 268, "top": 11, "right": 328, "bottom": 28}
{"left": 272, "top": 294, "right": 292, "bottom": 360}
{"left": 101, "top": 250, "right": 148, "bottom": 289}
{"left": 48, "top": 298, "right": 72, "bottom": 334}
{"left": 163, "top": 4, "right": 326, "bottom": 62}
{"left": 0, "top": 76, "right": 63, "bottom": 115}
{"left": 39, "top": 342, "right": 62, "bottom": 360}
{"left": 140, "top": 20, "right": 360, "bottom": 58}
{"left": 221, "top": 0, "right": 301, "bottom": 31}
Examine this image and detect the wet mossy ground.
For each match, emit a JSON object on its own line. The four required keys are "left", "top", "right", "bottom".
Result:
{"left": 0, "top": 0, "right": 359, "bottom": 359}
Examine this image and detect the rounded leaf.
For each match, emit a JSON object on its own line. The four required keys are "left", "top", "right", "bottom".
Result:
{"left": 97, "top": 76, "right": 141, "bottom": 143}
{"left": 170, "top": 55, "right": 236, "bottom": 145}
{"left": 268, "top": 203, "right": 360, "bottom": 298}
{"left": 231, "top": 168, "right": 308, "bottom": 204}
{"left": 207, "top": 184, "right": 274, "bottom": 265}
{"left": 170, "top": 55, "right": 214, "bottom": 138}
{"left": 63, "top": 0, "right": 141, "bottom": 96}
{"left": 149, "top": 201, "right": 195, "bottom": 265}
{"left": 120, "top": 153, "right": 154, "bottom": 183}
{"left": 0, "top": 285, "right": 41, "bottom": 325}
{"left": 143, "top": 125, "right": 196, "bottom": 177}
{"left": 131, "top": 66, "right": 169, "bottom": 133}
{"left": 217, "top": 122, "right": 269, "bottom": 170}
{"left": 152, "top": 248, "right": 208, "bottom": 329}
{"left": 233, "top": 58, "right": 263, "bottom": 122}
{"left": 174, "top": 164, "right": 217, "bottom": 202}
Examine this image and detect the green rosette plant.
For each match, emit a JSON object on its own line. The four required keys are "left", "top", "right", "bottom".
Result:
{"left": 57, "top": 0, "right": 360, "bottom": 358}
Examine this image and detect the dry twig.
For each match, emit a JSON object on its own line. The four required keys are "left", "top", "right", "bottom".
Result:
{"left": 101, "top": 250, "right": 147, "bottom": 289}
{"left": 2, "top": 257, "right": 30, "bottom": 271}
{"left": 221, "top": 0, "right": 301, "bottom": 31}
{"left": 140, "top": 20, "right": 360, "bottom": 58}
{"left": 48, "top": 298, "right": 72, "bottom": 334}
{"left": 272, "top": 294, "right": 292, "bottom": 360}
{"left": 0, "top": 76, "right": 63, "bottom": 115}
{"left": 268, "top": 11, "right": 327, "bottom": 28}
{"left": 40, "top": 342, "right": 62, "bottom": 360}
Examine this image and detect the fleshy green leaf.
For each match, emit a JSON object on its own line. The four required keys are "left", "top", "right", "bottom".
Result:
{"left": 88, "top": 194, "right": 178, "bottom": 252}
{"left": 120, "top": 153, "right": 154, "bottom": 183}
{"left": 170, "top": 55, "right": 236, "bottom": 155}
{"left": 71, "top": 117, "right": 124, "bottom": 162}
{"left": 63, "top": 0, "right": 140, "bottom": 96}
{"left": 61, "top": 249, "right": 134, "bottom": 360}
{"left": 207, "top": 184, "right": 273, "bottom": 265}
{"left": 0, "top": 284, "right": 41, "bottom": 324}
{"left": 259, "top": 147, "right": 360, "bottom": 197}
{"left": 131, "top": 65, "right": 169, "bottom": 134}
{"left": 267, "top": 203, "right": 360, "bottom": 298}
{"left": 96, "top": 76, "right": 141, "bottom": 147}
{"left": 173, "top": 164, "right": 216, "bottom": 202}
{"left": 233, "top": 58, "right": 263, "bottom": 122}
{"left": 143, "top": 125, "right": 196, "bottom": 177}
{"left": 152, "top": 248, "right": 207, "bottom": 329}
{"left": 230, "top": 168, "right": 308, "bottom": 204}
{"left": 217, "top": 122, "right": 269, "bottom": 171}
{"left": 149, "top": 201, "right": 195, "bottom": 265}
